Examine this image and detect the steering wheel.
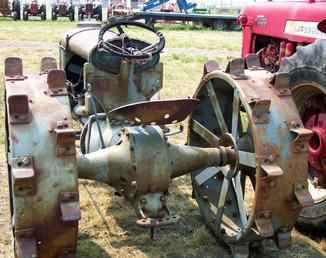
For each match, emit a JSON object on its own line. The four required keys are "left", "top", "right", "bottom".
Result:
{"left": 98, "top": 21, "right": 165, "bottom": 60}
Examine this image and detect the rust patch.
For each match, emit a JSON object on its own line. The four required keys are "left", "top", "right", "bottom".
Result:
{"left": 12, "top": 156, "right": 36, "bottom": 197}
{"left": 60, "top": 192, "right": 81, "bottom": 223}
{"left": 47, "top": 70, "right": 68, "bottom": 96}
{"left": 203, "top": 60, "right": 220, "bottom": 76}
{"left": 261, "top": 164, "right": 284, "bottom": 177}
{"left": 136, "top": 215, "right": 180, "bottom": 228}
{"left": 55, "top": 122, "right": 76, "bottom": 156}
{"left": 255, "top": 210, "right": 274, "bottom": 237}
{"left": 5, "top": 57, "right": 24, "bottom": 79}
{"left": 40, "top": 57, "right": 58, "bottom": 74}
{"left": 8, "top": 94, "right": 32, "bottom": 124}
{"left": 270, "top": 72, "right": 291, "bottom": 96}
{"left": 250, "top": 99, "right": 271, "bottom": 124}
{"left": 294, "top": 183, "right": 314, "bottom": 208}
{"left": 245, "top": 54, "right": 262, "bottom": 69}
{"left": 15, "top": 228, "right": 37, "bottom": 258}
{"left": 276, "top": 228, "right": 292, "bottom": 249}
{"left": 109, "top": 99, "right": 199, "bottom": 125}
{"left": 290, "top": 127, "right": 313, "bottom": 153}
{"left": 225, "top": 58, "right": 247, "bottom": 79}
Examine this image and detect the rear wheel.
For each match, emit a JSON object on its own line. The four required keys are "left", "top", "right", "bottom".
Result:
{"left": 279, "top": 39, "right": 326, "bottom": 227}
{"left": 188, "top": 59, "right": 311, "bottom": 254}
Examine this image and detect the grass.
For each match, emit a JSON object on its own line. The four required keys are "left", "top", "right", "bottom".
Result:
{"left": 0, "top": 19, "right": 241, "bottom": 51}
{"left": 0, "top": 20, "right": 325, "bottom": 258}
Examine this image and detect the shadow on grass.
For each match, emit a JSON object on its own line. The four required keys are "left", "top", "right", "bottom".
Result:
{"left": 78, "top": 233, "right": 112, "bottom": 258}
{"left": 101, "top": 176, "right": 232, "bottom": 258}
{"left": 80, "top": 176, "right": 326, "bottom": 258}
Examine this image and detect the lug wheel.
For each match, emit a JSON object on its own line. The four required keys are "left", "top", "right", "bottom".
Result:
{"left": 189, "top": 76, "right": 256, "bottom": 243}
{"left": 188, "top": 58, "right": 312, "bottom": 250}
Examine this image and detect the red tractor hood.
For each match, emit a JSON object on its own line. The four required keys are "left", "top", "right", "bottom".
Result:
{"left": 240, "top": 1, "right": 326, "bottom": 44}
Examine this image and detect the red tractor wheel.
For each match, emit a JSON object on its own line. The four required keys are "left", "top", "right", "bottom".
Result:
{"left": 279, "top": 39, "right": 326, "bottom": 228}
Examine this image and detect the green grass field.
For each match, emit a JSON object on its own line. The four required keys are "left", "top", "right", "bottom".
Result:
{"left": 0, "top": 19, "right": 325, "bottom": 258}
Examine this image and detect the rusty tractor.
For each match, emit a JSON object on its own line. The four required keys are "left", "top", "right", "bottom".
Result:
{"left": 4, "top": 21, "right": 314, "bottom": 258}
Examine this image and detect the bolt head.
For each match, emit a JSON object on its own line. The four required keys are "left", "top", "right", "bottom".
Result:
{"left": 22, "top": 157, "right": 30, "bottom": 166}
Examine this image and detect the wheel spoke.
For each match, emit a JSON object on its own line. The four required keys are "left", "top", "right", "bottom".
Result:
{"left": 238, "top": 151, "right": 256, "bottom": 168}
{"left": 232, "top": 90, "right": 240, "bottom": 138}
{"left": 141, "top": 44, "right": 157, "bottom": 53}
{"left": 194, "top": 167, "right": 219, "bottom": 186}
{"left": 105, "top": 41, "right": 130, "bottom": 55}
{"left": 233, "top": 173, "right": 248, "bottom": 227}
{"left": 206, "top": 81, "right": 229, "bottom": 134}
{"left": 117, "top": 25, "right": 125, "bottom": 35}
{"left": 191, "top": 119, "right": 220, "bottom": 147}
{"left": 216, "top": 177, "right": 230, "bottom": 229}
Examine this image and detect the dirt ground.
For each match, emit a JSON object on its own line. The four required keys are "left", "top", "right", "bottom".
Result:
{"left": 1, "top": 149, "right": 325, "bottom": 258}
{"left": 0, "top": 20, "right": 325, "bottom": 258}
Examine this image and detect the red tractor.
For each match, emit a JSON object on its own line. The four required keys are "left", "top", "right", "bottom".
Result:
{"left": 78, "top": 0, "right": 102, "bottom": 20}
{"left": 23, "top": 0, "right": 46, "bottom": 20}
{"left": 239, "top": 0, "right": 326, "bottom": 229}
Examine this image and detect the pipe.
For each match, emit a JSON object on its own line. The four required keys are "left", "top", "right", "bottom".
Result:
{"left": 77, "top": 148, "right": 110, "bottom": 182}
{"left": 77, "top": 141, "right": 236, "bottom": 187}
{"left": 169, "top": 144, "right": 235, "bottom": 178}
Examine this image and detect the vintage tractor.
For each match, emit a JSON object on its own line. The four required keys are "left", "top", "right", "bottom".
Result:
{"left": 51, "top": 0, "right": 74, "bottom": 21}
{"left": 4, "top": 21, "right": 313, "bottom": 258}
{"left": 239, "top": 0, "right": 326, "bottom": 229}
{"left": 108, "top": 2, "right": 131, "bottom": 17}
{"left": 21, "top": 0, "right": 46, "bottom": 20}
{"left": 78, "top": 0, "right": 102, "bottom": 20}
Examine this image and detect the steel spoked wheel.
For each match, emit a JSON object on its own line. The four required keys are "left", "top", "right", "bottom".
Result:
{"left": 188, "top": 60, "right": 313, "bottom": 251}
{"left": 189, "top": 73, "right": 257, "bottom": 243}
